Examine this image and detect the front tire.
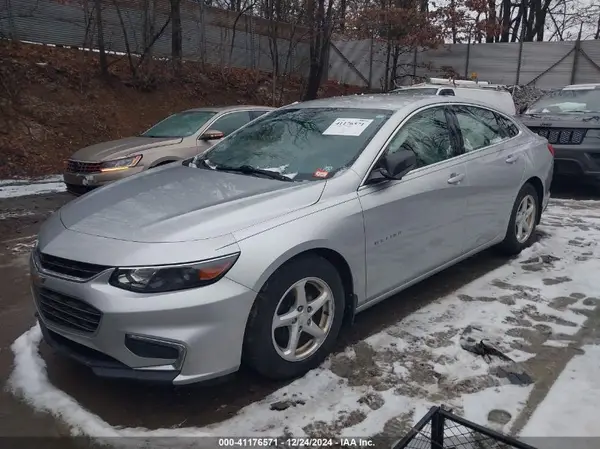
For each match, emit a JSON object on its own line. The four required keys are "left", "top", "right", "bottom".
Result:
{"left": 497, "top": 183, "right": 539, "bottom": 255}
{"left": 242, "top": 255, "right": 345, "bottom": 380}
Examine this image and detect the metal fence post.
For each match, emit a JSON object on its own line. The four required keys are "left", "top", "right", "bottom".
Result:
{"left": 515, "top": 39, "right": 523, "bottom": 85}
{"left": 430, "top": 410, "right": 444, "bottom": 449}
{"left": 464, "top": 34, "right": 471, "bottom": 79}
{"left": 412, "top": 46, "right": 417, "bottom": 78}
{"left": 368, "top": 36, "right": 374, "bottom": 90}
{"left": 570, "top": 23, "right": 583, "bottom": 85}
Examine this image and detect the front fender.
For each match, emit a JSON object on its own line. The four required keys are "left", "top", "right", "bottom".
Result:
{"left": 225, "top": 197, "right": 366, "bottom": 304}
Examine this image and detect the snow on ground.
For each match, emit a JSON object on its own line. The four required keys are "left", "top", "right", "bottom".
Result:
{"left": 0, "top": 210, "right": 35, "bottom": 220}
{"left": 521, "top": 345, "right": 600, "bottom": 437}
{"left": 0, "top": 175, "right": 65, "bottom": 199}
{"left": 7, "top": 198, "right": 600, "bottom": 446}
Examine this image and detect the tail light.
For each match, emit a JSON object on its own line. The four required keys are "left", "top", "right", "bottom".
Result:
{"left": 547, "top": 144, "right": 555, "bottom": 156}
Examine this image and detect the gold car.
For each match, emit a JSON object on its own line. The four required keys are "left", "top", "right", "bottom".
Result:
{"left": 63, "top": 105, "right": 274, "bottom": 195}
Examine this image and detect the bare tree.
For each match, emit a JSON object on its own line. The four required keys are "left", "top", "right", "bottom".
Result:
{"left": 171, "top": 0, "right": 183, "bottom": 73}
{"left": 112, "top": 0, "right": 172, "bottom": 84}
{"left": 303, "top": 0, "right": 335, "bottom": 100}
{"left": 94, "top": 0, "right": 109, "bottom": 80}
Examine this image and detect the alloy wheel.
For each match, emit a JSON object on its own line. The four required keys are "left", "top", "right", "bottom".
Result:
{"left": 271, "top": 277, "right": 335, "bottom": 362}
{"left": 515, "top": 194, "right": 536, "bottom": 243}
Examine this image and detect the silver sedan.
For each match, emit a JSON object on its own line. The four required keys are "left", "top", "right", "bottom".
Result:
{"left": 31, "top": 94, "right": 554, "bottom": 384}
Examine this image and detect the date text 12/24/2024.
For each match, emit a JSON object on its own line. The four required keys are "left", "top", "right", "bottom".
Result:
{"left": 218, "top": 438, "right": 375, "bottom": 447}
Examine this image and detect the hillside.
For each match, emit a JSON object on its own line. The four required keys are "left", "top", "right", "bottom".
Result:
{"left": 0, "top": 41, "right": 364, "bottom": 178}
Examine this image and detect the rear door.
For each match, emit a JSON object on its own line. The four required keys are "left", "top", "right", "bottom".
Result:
{"left": 358, "top": 105, "right": 470, "bottom": 300}
{"left": 449, "top": 105, "right": 526, "bottom": 252}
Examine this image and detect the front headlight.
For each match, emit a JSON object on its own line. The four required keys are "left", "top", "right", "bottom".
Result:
{"left": 109, "top": 253, "right": 239, "bottom": 293}
{"left": 100, "top": 155, "right": 142, "bottom": 172}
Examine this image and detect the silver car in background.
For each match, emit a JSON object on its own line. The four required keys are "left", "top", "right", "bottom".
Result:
{"left": 31, "top": 95, "right": 554, "bottom": 385}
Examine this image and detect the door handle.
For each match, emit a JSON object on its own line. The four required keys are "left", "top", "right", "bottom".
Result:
{"left": 506, "top": 154, "right": 519, "bottom": 164}
{"left": 447, "top": 173, "right": 465, "bottom": 185}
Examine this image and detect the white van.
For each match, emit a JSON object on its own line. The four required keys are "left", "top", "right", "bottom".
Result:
{"left": 390, "top": 78, "right": 517, "bottom": 116}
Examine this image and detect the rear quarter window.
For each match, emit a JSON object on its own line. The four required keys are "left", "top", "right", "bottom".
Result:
{"left": 495, "top": 113, "right": 520, "bottom": 138}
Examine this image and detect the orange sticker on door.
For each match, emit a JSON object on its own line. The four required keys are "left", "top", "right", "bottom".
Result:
{"left": 313, "top": 169, "right": 329, "bottom": 178}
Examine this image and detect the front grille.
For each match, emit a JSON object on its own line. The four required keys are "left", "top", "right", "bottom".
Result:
{"left": 529, "top": 127, "right": 587, "bottom": 145}
{"left": 36, "top": 287, "right": 102, "bottom": 334}
{"left": 38, "top": 251, "right": 110, "bottom": 280}
{"left": 66, "top": 160, "right": 102, "bottom": 173}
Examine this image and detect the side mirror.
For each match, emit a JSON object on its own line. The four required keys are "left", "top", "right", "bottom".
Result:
{"left": 518, "top": 104, "right": 528, "bottom": 115}
{"left": 200, "top": 129, "right": 224, "bottom": 141}
{"left": 367, "top": 149, "right": 417, "bottom": 184}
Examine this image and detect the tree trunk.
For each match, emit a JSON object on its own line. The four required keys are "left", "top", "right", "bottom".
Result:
{"left": 171, "top": 0, "right": 182, "bottom": 74}
{"left": 94, "top": 0, "right": 109, "bottom": 80}
{"left": 450, "top": 0, "right": 457, "bottom": 43}
{"left": 500, "top": 0, "right": 511, "bottom": 42}
{"left": 486, "top": 0, "right": 496, "bottom": 43}
{"left": 303, "top": 0, "right": 333, "bottom": 100}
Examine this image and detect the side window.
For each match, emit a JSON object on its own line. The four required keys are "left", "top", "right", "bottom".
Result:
{"left": 210, "top": 111, "right": 251, "bottom": 136}
{"left": 453, "top": 105, "right": 506, "bottom": 152}
{"left": 250, "top": 110, "right": 269, "bottom": 120}
{"left": 439, "top": 89, "right": 455, "bottom": 96}
{"left": 385, "top": 107, "right": 455, "bottom": 168}
{"left": 495, "top": 113, "right": 520, "bottom": 138}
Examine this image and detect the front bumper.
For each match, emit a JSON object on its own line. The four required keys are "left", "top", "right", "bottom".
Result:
{"left": 63, "top": 167, "right": 145, "bottom": 193}
{"left": 31, "top": 256, "right": 256, "bottom": 385}
{"left": 38, "top": 317, "right": 180, "bottom": 383}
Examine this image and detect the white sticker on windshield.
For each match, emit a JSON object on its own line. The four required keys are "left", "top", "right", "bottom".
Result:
{"left": 323, "top": 118, "right": 374, "bottom": 136}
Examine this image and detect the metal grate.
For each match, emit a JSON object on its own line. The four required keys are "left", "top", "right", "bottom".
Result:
{"left": 66, "top": 160, "right": 102, "bottom": 174}
{"left": 37, "top": 251, "right": 110, "bottom": 280}
{"left": 528, "top": 127, "right": 587, "bottom": 145}
{"left": 36, "top": 287, "right": 102, "bottom": 334}
{"left": 393, "top": 406, "right": 537, "bottom": 449}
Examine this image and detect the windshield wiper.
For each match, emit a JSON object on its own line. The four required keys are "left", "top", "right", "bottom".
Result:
{"left": 194, "top": 157, "right": 215, "bottom": 170}
{"left": 214, "top": 164, "right": 294, "bottom": 182}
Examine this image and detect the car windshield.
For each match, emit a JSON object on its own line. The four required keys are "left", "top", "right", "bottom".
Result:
{"left": 391, "top": 88, "right": 438, "bottom": 96}
{"left": 526, "top": 88, "right": 600, "bottom": 114}
{"left": 142, "top": 111, "right": 217, "bottom": 138}
{"left": 199, "top": 107, "right": 393, "bottom": 181}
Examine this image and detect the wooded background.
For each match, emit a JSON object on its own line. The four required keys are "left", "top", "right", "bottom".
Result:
{"left": 2, "top": 0, "right": 600, "bottom": 97}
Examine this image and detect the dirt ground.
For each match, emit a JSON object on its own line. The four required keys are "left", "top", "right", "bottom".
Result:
{"left": 0, "top": 180, "right": 598, "bottom": 441}
{"left": 0, "top": 41, "right": 364, "bottom": 179}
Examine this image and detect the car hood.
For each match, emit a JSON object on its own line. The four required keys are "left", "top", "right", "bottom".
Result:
{"left": 69, "top": 136, "right": 183, "bottom": 162}
{"left": 59, "top": 165, "right": 325, "bottom": 243}
{"left": 520, "top": 113, "right": 600, "bottom": 129}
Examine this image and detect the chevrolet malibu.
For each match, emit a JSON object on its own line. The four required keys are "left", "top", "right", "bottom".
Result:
{"left": 31, "top": 95, "right": 554, "bottom": 385}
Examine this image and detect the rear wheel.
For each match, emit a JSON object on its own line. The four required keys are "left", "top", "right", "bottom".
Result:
{"left": 496, "top": 183, "right": 539, "bottom": 255}
{"left": 242, "top": 255, "right": 345, "bottom": 380}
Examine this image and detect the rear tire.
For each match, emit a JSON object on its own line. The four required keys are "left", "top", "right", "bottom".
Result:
{"left": 496, "top": 183, "right": 539, "bottom": 256}
{"left": 242, "top": 255, "right": 345, "bottom": 380}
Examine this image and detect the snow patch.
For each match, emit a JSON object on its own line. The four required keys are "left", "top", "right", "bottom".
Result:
{"left": 0, "top": 175, "right": 65, "bottom": 198}
{"left": 521, "top": 345, "right": 600, "bottom": 437}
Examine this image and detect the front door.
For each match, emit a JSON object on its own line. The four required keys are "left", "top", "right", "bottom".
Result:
{"left": 449, "top": 105, "right": 526, "bottom": 251}
{"left": 358, "top": 106, "right": 470, "bottom": 300}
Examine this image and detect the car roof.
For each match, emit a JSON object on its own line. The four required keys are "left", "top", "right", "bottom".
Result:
{"left": 562, "top": 83, "right": 600, "bottom": 90}
{"left": 184, "top": 105, "right": 275, "bottom": 113}
{"left": 393, "top": 83, "right": 507, "bottom": 91}
{"left": 283, "top": 94, "right": 511, "bottom": 114}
